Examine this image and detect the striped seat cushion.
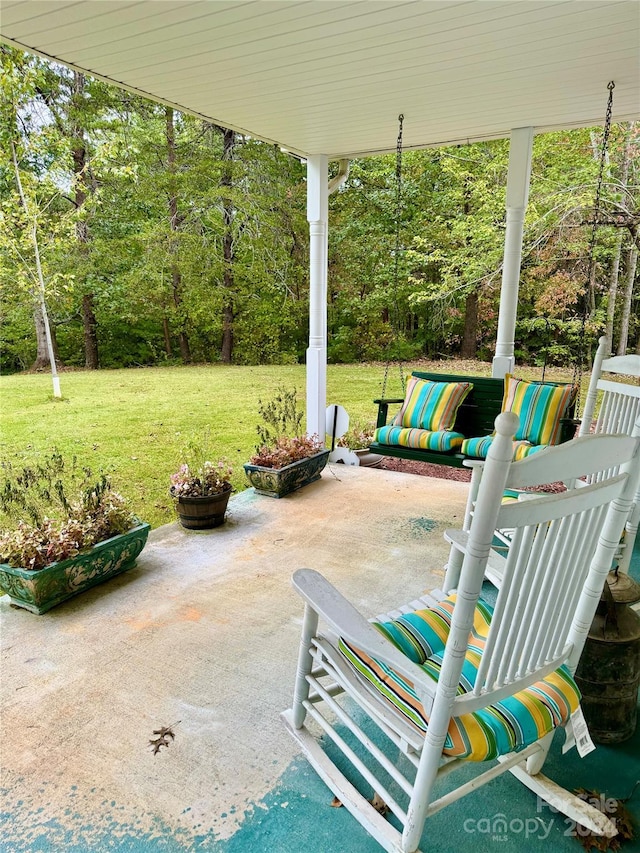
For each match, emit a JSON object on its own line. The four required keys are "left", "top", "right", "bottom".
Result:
{"left": 461, "top": 436, "right": 548, "bottom": 461}
{"left": 393, "top": 378, "right": 473, "bottom": 431}
{"left": 338, "top": 594, "right": 580, "bottom": 762}
{"left": 502, "top": 375, "right": 577, "bottom": 446}
{"left": 374, "top": 425, "right": 465, "bottom": 453}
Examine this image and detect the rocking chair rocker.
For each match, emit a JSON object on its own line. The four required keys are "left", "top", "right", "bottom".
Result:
{"left": 282, "top": 411, "right": 640, "bottom": 852}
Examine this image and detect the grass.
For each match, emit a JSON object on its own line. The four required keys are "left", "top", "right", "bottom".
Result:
{"left": 0, "top": 360, "right": 579, "bottom": 529}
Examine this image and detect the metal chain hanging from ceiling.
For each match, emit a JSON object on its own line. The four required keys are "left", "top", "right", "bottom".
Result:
{"left": 381, "top": 113, "right": 406, "bottom": 399}
{"left": 572, "top": 81, "right": 615, "bottom": 404}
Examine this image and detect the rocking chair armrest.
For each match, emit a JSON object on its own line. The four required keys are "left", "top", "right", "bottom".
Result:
{"left": 373, "top": 398, "right": 404, "bottom": 429}
{"left": 291, "top": 568, "right": 437, "bottom": 706}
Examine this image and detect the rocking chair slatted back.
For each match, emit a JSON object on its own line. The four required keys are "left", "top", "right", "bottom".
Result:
{"left": 444, "top": 431, "right": 635, "bottom": 717}
{"left": 468, "top": 481, "right": 621, "bottom": 707}
{"left": 577, "top": 336, "right": 640, "bottom": 573}
{"left": 579, "top": 336, "right": 640, "bottom": 441}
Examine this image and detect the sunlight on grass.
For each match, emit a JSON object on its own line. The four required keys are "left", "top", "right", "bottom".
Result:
{"left": 0, "top": 361, "right": 579, "bottom": 528}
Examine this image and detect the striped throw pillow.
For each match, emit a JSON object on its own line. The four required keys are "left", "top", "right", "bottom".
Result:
{"left": 502, "top": 375, "right": 576, "bottom": 446}
{"left": 393, "top": 378, "right": 473, "bottom": 431}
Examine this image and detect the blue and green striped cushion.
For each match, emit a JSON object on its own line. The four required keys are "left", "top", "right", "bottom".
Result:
{"left": 375, "top": 425, "right": 465, "bottom": 453}
{"left": 502, "top": 375, "right": 577, "bottom": 446}
{"left": 461, "top": 436, "right": 548, "bottom": 461}
{"left": 338, "top": 594, "right": 580, "bottom": 762}
{"left": 393, "top": 378, "right": 473, "bottom": 431}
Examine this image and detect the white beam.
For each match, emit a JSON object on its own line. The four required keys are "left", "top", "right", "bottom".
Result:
{"left": 306, "top": 155, "right": 329, "bottom": 441}
{"left": 493, "top": 127, "right": 534, "bottom": 378}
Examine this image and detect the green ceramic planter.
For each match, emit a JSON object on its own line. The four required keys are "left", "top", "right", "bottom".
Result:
{"left": 0, "top": 521, "right": 150, "bottom": 614}
{"left": 243, "top": 450, "right": 330, "bottom": 498}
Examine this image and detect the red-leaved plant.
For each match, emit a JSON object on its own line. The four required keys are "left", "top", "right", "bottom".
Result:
{"left": 249, "top": 387, "right": 324, "bottom": 470}
{"left": 0, "top": 452, "right": 136, "bottom": 570}
{"left": 169, "top": 433, "right": 233, "bottom": 498}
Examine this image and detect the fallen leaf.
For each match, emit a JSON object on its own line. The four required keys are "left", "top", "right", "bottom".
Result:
{"left": 149, "top": 736, "right": 169, "bottom": 755}
{"left": 153, "top": 726, "right": 176, "bottom": 740}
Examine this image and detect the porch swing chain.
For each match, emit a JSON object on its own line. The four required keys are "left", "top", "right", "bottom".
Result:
{"left": 381, "top": 113, "right": 406, "bottom": 399}
{"left": 574, "top": 80, "right": 615, "bottom": 408}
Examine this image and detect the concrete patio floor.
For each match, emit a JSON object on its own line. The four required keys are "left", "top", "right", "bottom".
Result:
{"left": 1, "top": 464, "right": 638, "bottom": 852}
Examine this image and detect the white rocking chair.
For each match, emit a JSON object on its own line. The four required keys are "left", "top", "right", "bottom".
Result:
{"left": 578, "top": 335, "right": 640, "bottom": 577}
{"left": 282, "top": 412, "right": 640, "bottom": 853}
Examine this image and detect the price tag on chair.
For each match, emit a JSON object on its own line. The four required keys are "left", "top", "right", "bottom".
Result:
{"left": 563, "top": 706, "right": 596, "bottom": 757}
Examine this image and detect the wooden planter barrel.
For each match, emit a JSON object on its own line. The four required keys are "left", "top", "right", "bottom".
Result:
{"left": 174, "top": 485, "right": 232, "bottom": 529}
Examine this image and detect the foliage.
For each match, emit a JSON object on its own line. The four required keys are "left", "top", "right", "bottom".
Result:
{"left": 2, "top": 45, "right": 638, "bottom": 369}
{"left": 249, "top": 434, "right": 324, "bottom": 469}
{"left": 169, "top": 432, "right": 233, "bottom": 498}
{"left": 250, "top": 385, "right": 323, "bottom": 468}
{"left": 337, "top": 421, "right": 375, "bottom": 450}
{"left": 0, "top": 450, "right": 136, "bottom": 569}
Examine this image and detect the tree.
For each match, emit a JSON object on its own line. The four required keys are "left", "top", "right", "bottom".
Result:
{"left": 0, "top": 46, "right": 70, "bottom": 388}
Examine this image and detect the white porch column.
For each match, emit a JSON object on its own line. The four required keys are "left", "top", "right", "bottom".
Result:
{"left": 492, "top": 127, "right": 534, "bottom": 378}
{"left": 306, "top": 155, "right": 329, "bottom": 440}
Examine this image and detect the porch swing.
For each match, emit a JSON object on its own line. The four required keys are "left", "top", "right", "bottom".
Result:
{"left": 369, "top": 84, "right": 617, "bottom": 469}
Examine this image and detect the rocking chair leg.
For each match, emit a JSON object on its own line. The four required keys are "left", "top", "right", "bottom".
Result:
{"left": 525, "top": 730, "right": 553, "bottom": 775}
{"left": 292, "top": 604, "right": 319, "bottom": 728}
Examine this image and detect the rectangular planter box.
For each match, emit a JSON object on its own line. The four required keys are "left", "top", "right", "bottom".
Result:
{"left": 0, "top": 521, "right": 150, "bottom": 614}
{"left": 244, "top": 450, "right": 330, "bottom": 498}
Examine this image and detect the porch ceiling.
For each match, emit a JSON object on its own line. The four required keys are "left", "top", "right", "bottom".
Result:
{"left": 1, "top": 0, "right": 638, "bottom": 159}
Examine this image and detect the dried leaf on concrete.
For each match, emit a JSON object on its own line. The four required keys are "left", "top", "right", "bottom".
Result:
{"left": 148, "top": 721, "right": 181, "bottom": 756}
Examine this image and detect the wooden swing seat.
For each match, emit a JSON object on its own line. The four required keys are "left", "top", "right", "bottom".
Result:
{"left": 370, "top": 371, "right": 578, "bottom": 469}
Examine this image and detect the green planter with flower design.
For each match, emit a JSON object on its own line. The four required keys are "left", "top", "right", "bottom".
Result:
{"left": 0, "top": 521, "right": 150, "bottom": 614}
{"left": 244, "top": 450, "right": 329, "bottom": 498}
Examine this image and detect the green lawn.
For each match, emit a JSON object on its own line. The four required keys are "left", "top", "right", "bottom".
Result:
{"left": 0, "top": 360, "right": 578, "bottom": 529}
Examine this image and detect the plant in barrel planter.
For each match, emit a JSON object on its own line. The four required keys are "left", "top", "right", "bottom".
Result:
{"left": 170, "top": 437, "right": 233, "bottom": 529}
{"left": 244, "top": 387, "right": 329, "bottom": 498}
{"left": 0, "top": 451, "right": 149, "bottom": 614}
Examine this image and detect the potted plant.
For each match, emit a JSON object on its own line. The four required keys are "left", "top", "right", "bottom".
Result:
{"left": 170, "top": 436, "right": 233, "bottom": 529}
{"left": 0, "top": 451, "right": 149, "bottom": 614}
{"left": 243, "top": 387, "right": 329, "bottom": 498}
{"left": 336, "top": 421, "right": 382, "bottom": 467}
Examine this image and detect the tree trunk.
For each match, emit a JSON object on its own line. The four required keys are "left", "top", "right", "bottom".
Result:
{"left": 617, "top": 245, "right": 638, "bottom": 355}
{"left": 220, "top": 126, "right": 235, "bottom": 364}
{"left": 82, "top": 293, "right": 99, "bottom": 369}
{"left": 221, "top": 302, "right": 234, "bottom": 363}
{"left": 32, "top": 304, "right": 59, "bottom": 369}
{"left": 72, "top": 71, "right": 100, "bottom": 369}
{"left": 173, "top": 265, "right": 192, "bottom": 363}
{"left": 166, "top": 106, "right": 191, "bottom": 364}
{"left": 606, "top": 230, "right": 624, "bottom": 348}
{"left": 162, "top": 316, "right": 173, "bottom": 356}
{"left": 33, "top": 303, "right": 49, "bottom": 368}
{"left": 460, "top": 290, "right": 478, "bottom": 358}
